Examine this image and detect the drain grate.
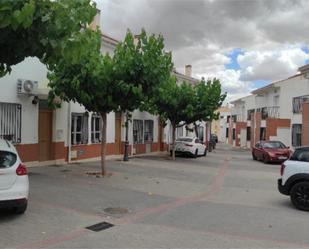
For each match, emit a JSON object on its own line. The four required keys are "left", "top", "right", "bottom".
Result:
{"left": 86, "top": 222, "right": 114, "bottom": 232}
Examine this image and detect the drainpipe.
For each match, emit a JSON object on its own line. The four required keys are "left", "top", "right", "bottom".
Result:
{"left": 67, "top": 102, "right": 71, "bottom": 164}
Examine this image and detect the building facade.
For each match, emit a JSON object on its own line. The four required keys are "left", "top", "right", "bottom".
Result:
{"left": 229, "top": 65, "right": 309, "bottom": 149}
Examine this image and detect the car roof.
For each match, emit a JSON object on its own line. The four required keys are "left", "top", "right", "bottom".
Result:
{"left": 0, "top": 139, "right": 16, "bottom": 154}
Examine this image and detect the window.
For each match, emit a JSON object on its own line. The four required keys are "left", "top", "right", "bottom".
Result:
{"left": 71, "top": 113, "right": 88, "bottom": 145}
{"left": 232, "top": 115, "right": 237, "bottom": 122}
{"left": 293, "top": 95, "right": 309, "bottom": 113}
{"left": 260, "top": 128, "right": 266, "bottom": 141}
{"left": 232, "top": 128, "right": 236, "bottom": 140}
{"left": 261, "top": 107, "right": 268, "bottom": 120}
{"left": 247, "top": 109, "right": 255, "bottom": 120}
{"left": 292, "top": 124, "right": 302, "bottom": 147}
{"left": 0, "top": 102, "right": 22, "bottom": 143}
{"left": 226, "top": 128, "right": 229, "bottom": 138}
{"left": 144, "top": 120, "right": 154, "bottom": 142}
{"left": 246, "top": 127, "right": 251, "bottom": 141}
{"left": 0, "top": 151, "right": 17, "bottom": 168}
{"left": 133, "top": 120, "right": 143, "bottom": 144}
{"left": 290, "top": 148, "right": 309, "bottom": 162}
{"left": 177, "top": 127, "right": 183, "bottom": 138}
{"left": 227, "top": 115, "right": 230, "bottom": 123}
{"left": 91, "top": 115, "right": 102, "bottom": 143}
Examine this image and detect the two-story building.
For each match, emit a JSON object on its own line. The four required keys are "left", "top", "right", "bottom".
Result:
{"left": 229, "top": 64, "right": 309, "bottom": 148}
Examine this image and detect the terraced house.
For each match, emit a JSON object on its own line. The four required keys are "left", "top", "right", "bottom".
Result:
{"left": 228, "top": 64, "right": 309, "bottom": 149}
{"left": 0, "top": 12, "right": 206, "bottom": 166}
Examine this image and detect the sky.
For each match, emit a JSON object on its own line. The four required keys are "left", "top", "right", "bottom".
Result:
{"left": 96, "top": 0, "right": 309, "bottom": 103}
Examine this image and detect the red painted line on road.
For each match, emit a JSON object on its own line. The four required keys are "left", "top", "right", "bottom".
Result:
{"left": 115, "top": 156, "right": 231, "bottom": 225}
{"left": 16, "top": 229, "right": 88, "bottom": 249}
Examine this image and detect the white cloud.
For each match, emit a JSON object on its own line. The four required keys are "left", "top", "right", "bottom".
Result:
{"left": 197, "top": 69, "right": 254, "bottom": 104}
{"left": 238, "top": 48, "right": 309, "bottom": 81}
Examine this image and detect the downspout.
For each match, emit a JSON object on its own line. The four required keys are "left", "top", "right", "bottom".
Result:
{"left": 67, "top": 102, "right": 71, "bottom": 164}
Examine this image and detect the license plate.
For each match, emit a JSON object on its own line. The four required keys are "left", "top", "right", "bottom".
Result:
{"left": 278, "top": 156, "right": 287, "bottom": 160}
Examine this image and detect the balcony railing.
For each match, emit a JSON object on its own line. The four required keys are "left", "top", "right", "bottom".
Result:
{"left": 258, "top": 106, "right": 280, "bottom": 119}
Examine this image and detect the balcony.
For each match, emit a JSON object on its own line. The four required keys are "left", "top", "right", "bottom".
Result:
{"left": 258, "top": 106, "right": 280, "bottom": 119}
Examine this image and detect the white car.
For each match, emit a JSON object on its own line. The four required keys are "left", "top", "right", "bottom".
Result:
{"left": 278, "top": 146, "right": 309, "bottom": 211}
{"left": 0, "top": 139, "right": 29, "bottom": 214}
{"left": 171, "top": 137, "right": 207, "bottom": 158}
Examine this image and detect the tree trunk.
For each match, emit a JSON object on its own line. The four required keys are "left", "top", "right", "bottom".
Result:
{"left": 123, "top": 112, "right": 129, "bottom": 161}
{"left": 172, "top": 123, "right": 176, "bottom": 160}
{"left": 100, "top": 112, "right": 107, "bottom": 176}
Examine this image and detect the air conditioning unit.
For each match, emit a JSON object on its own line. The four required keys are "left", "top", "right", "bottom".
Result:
{"left": 17, "top": 79, "right": 38, "bottom": 95}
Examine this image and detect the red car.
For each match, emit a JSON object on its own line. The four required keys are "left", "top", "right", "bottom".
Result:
{"left": 252, "top": 141, "right": 291, "bottom": 164}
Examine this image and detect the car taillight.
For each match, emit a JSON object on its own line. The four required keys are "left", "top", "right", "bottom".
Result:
{"left": 16, "top": 163, "right": 27, "bottom": 176}
{"left": 280, "top": 163, "right": 285, "bottom": 176}
{"left": 185, "top": 144, "right": 193, "bottom": 147}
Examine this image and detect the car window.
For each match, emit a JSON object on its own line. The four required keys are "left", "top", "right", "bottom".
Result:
{"left": 290, "top": 149, "right": 309, "bottom": 162}
{"left": 0, "top": 151, "right": 17, "bottom": 168}
{"left": 255, "top": 143, "right": 260, "bottom": 148}
{"left": 195, "top": 139, "right": 200, "bottom": 143}
{"left": 176, "top": 138, "right": 193, "bottom": 142}
{"left": 263, "top": 142, "right": 286, "bottom": 149}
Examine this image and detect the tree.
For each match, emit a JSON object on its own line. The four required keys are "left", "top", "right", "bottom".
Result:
{"left": 48, "top": 30, "right": 173, "bottom": 175}
{"left": 111, "top": 30, "right": 173, "bottom": 161}
{"left": 190, "top": 78, "right": 227, "bottom": 137}
{"left": 152, "top": 77, "right": 196, "bottom": 160}
{"left": 0, "top": 0, "right": 96, "bottom": 76}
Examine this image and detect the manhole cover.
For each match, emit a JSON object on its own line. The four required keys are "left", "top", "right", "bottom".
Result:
{"left": 86, "top": 222, "right": 114, "bottom": 232}
{"left": 103, "top": 207, "right": 129, "bottom": 215}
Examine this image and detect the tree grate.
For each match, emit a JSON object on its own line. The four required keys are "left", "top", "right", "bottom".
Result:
{"left": 85, "top": 222, "right": 114, "bottom": 232}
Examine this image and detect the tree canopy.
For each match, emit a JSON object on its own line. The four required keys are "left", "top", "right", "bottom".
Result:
{"left": 0, "top": 0, "right": 96, "bottom": 76}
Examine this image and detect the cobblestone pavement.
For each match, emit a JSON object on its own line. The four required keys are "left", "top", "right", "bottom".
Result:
{"left": 1, "top": 144, "right": 308, "bottom": 249}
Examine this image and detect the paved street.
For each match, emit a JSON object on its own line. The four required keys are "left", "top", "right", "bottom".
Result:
{"left": 1, "top": 144, "right": 309, "bottom": 249}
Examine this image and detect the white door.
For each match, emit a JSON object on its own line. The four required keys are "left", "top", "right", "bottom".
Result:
{"left": 240, "top": 128, "right": 246, "bottom": 147}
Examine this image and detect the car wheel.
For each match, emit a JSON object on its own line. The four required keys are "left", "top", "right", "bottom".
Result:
{"left": 252, "top": 153, "right": 257, "bottom": 160}
{"left": 203, "top": 148, "right": 207, "bottom": 156}
{"left": 194, "top": 149, "right": 198, "bottom": 158}
{"left": 13, "top": 203, "right": 27, "bottom": 215}
{"left": 290, "top": 182, "right": 309, "bottom": 211}
{"left": 263, "top": 155, "right": 269, "bottom": 164}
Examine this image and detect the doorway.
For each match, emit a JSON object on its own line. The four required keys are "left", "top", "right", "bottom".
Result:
{"left": 38, "top": 108, "right": 53, "bottom": 161}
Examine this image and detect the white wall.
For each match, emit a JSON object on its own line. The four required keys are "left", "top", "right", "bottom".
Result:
{"left": 0, "top": 57, "right": 48, "bottom": 144}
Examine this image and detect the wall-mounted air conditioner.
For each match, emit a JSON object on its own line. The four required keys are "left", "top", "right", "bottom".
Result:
{"left": 17, "top": 79, "right": 38, "bottom": 95}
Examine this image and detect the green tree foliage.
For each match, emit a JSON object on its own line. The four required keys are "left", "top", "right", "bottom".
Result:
{"left": 152, "top": 77, "right": 196, "bottom": 160}
{"left": 48, "top": 30, "right": 173, "bottom": 175}
{"left": 190, "top": 78, "right": 227, "bottom": 137}
{"left": 112, "top": 30, "right": 173, "bottom": 160}
{"left": 0, "top": 0, "right": 96, "bottom": 76}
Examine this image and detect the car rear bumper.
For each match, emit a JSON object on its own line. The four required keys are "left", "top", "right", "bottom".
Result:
{"left": 278, "top": 178, "right": 289, "bottom": 195}
{"left": 0, "top": 198, "right": 27, "bottom": 208}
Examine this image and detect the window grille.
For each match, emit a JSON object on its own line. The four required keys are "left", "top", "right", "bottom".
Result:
{"left": 91, "top": 115, "right": 102, "bottom": 144}
{"left": 0, "top": 102, "right": 22, "bottom": 143}
{"left": 260, "top": 128, "right": 266, "bottom": 141}
{"left": 71, "top": 113, "right": 88, "bottom": 145}
{"left": 133, "top": 120, "right": 143, "bottom": 144}
{"left": 293, "top": 95, "right": 309, "bottom": 113}
{"left": 197, "top": 126, "right": 204, "bottom": 142}
{"left": 144, "top": 120, "right": 154, "bottom": 142}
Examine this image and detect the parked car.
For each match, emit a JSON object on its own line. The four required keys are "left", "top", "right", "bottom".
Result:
{"left": 171, "top": 137, "right": 207, "bottom": 158}
{"left": 0, "top": 139, "right": 29, "bottom": 214}
{"left": 278, "top": 146, "right": 309, "bottom": 211}
{"left": 252, "top": 140, "right": 291, "bottom": 163}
